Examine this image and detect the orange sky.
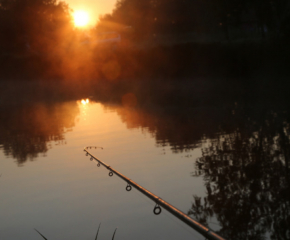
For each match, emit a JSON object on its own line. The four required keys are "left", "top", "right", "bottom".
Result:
{"left": 66, "top": 0, "right": 116, "bottom": 26}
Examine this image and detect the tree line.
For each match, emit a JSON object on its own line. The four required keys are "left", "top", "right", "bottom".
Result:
{"left": 1, "top": 0, "right": 288, "bottom": 55}
{"left": 0, "top": 0, "right": 289, "bottom": 81}
{"left": 98, "top": 0, "right": 290, "bottom": 40}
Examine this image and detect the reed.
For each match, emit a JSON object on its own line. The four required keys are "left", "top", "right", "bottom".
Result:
{"left": 35, "top": 224, "right": 118, "bottom": 240}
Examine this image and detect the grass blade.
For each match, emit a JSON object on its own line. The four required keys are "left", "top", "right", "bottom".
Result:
{"left": 95, "top": 223, "right": 101, "bottom": 240}
{"left": 34, "top": 229, "right": 48, "bottom": 240}
{"left": 112, "top": 228, "right": 117, "bottom": 240}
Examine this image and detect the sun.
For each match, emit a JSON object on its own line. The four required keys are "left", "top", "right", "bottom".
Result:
{"left": 73, "top": 10, "right": 89, "bottom": 27}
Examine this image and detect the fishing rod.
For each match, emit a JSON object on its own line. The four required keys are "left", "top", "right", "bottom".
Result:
{"left": 84, "top": 146, "right": 226, "bottom": 240}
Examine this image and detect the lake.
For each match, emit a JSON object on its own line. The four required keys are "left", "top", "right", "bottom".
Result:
{"left": 0, "top": 94, "right": 289, "bottom": 240}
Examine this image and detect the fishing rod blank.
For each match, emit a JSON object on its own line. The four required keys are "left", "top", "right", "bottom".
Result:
{"left": 84, "top": 146, "right": 226, "bottom": 240}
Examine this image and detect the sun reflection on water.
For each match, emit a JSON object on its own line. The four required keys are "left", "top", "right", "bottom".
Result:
{"left": 81, "top": 99, "right": 90, "bottom": 105}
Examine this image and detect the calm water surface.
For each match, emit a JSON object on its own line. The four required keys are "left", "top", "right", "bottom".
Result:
{"left": 0, "top": 98, "right": 289, "bottom": 240}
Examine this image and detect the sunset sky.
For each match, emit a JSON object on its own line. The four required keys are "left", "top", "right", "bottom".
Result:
{"left": 66, "top": 0, "right": 116, "bottom": 26}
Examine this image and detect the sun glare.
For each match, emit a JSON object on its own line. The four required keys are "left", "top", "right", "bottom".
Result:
{"left": 73, "top": 10, "right": 89, "bottom": 27}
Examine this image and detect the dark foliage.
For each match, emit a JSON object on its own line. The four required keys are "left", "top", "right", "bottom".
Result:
{"left": 97, "top": 0, "right": 290, "bottom": 40}
{"left": 0, "top": 0, "right": 74, "bottom": 79}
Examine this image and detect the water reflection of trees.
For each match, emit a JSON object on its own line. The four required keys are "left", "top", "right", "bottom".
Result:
{"left": 104, "top": 103, "right": 241, "bottom": 153}
{"left": 104, "top": 102, "right": 290, "bottom": 239}
{"left": 0, "top": 102, "right": 79, "bottom": 165}
{"left": 189, "top": 111, "right": 290, "bottom": 240}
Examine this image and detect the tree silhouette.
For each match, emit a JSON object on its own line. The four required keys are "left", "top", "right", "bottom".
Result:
{"left": 0, "top": 0, "right": 73, "bottom": 54}
{"left": 0, "top": 0, "right": 77, "bottom": 79}
{"left": 96, "top": 0, "right": 290, "bottom": 40}
{"left": 97, "top": 0, "right": 215, "bottom": 37}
